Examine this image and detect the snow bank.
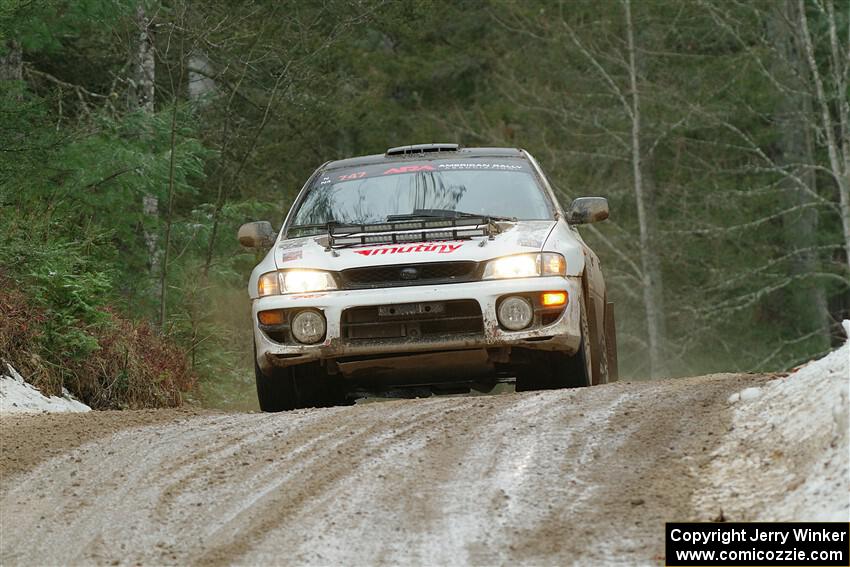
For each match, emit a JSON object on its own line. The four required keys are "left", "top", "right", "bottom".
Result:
{"left": 0, "top": 363, "right": 90, "bottom": 414}
{"left": 697, "top": 321, "right": 850, "bottom": 521}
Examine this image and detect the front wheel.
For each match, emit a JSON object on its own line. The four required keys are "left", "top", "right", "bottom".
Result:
{"left": 255, "top": 361, "right": 347, "bottom": 412}
{"left": 255, "top": 360, "right": 296, "bottom": 412}
{"left": 515, "top": 294, "right": 592, "bottom": 391}
{"left": 604, "top": 299, "right": 619, "bottom": 382}
{"left": 585, "top": 290, "right": 610, "bottom": 385}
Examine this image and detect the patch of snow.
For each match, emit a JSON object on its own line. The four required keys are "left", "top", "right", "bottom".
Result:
{"left": 0, "top": 363, "right": 90, "bottom": 414}
{"left": 697, "top": 321, "right": 850, "bottom": 521}
{"left": 738, "top": 386, "right": 762, "bottom": 402}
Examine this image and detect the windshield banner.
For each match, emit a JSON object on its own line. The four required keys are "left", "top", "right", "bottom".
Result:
{"left": 319, "top": 158, "right": 532, "bottom": 184}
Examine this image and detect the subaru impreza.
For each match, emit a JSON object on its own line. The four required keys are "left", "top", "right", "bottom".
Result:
{"left": 239, "top": 143, "right": 617, "bottom": 411}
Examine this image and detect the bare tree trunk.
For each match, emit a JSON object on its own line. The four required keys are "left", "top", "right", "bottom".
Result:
{"left": 159, "top": 5, "right": 188, "bottom": 328}
{"left": 131, "top": 5, "right": 155, "bottom": 113}
{"left": 624, "top": 0, "right": 666, "bottom": 377}
{"left": 798, "top": 0, "right": 850, "bottom": 274}
{"left": 131, "top": 3, "right": 160, "bottom": 288}
{"left": 0, "top": 40, "right": 22, "bottom": 82}
{"left": 159, "top": 69, "right": 183, "bottom": 328}
{"left": 773, "top": 1, "right": 831, "bottom": 347}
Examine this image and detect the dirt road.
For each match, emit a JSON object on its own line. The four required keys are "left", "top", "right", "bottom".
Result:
{"left": 0, "top": 373, "right": 775, "bottom": 565}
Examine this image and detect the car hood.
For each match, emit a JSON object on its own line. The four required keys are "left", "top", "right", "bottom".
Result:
{"left": 273, "top": 220, "right": 558, "bottom": 271}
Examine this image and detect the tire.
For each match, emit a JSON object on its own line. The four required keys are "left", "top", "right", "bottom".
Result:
{"left": 255, "top": 360, "right": 297, "bottom": 412}
{"left": 290, "top": 362, "right": 347, "bottom": 409}
{"left": 604, "top": 300, "right": 619, "bottom": 382}
{"left": 566, "top": 291, "right": 594, "bottom": 388}
{"left": 516, "top": 294, "right": 592, "bottom": 391}
{"left": 255, "top": 359, "right": 347, "bottom": 412}
{"left": 584, "top": 287, "right": 609, "bottom": 385}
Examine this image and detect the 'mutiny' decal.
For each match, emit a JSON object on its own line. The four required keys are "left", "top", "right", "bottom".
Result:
{"left": 353, "top": 242, "right": 463, "bottom": 256}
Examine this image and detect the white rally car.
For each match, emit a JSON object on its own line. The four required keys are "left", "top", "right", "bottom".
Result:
{"left": 239, "top": 144, "right": 617, "bottom": 411}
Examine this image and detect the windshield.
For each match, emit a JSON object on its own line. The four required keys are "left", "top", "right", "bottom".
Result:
{"left": 288, "top": 157, "right": 552, "bottom": 234}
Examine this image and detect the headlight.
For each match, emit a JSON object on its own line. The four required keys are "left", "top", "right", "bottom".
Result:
{"left": 257, "top": 270, "right": 337, "bottom": 296}
{"left": 282, "top": 270, "right": 338, "bottom": 293}
{"left": 483, "top": 253, "right": 566, "bottom": 280}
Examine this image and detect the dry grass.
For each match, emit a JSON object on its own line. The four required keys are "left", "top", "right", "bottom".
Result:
{"left": 0, "top": 281, "right": 196, "bottom": 409}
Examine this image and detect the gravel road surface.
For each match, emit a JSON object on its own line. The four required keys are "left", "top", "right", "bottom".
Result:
{"left": 0, "top": 373, "right": 774, "bottom": 566}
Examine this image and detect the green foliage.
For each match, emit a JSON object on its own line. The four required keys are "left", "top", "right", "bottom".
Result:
{"left": 0, "top": 207, "right": 196, "bottom": 408}
{"left": 0, "top": 0, "right": 132, "bottom": 51}
{"left": 2, "top": 0, "right": 847, "bottom": 410}
{"left": 0, "top": 211, "right": 110, "bottom": 360}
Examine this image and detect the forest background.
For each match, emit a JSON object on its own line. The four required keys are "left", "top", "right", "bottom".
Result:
{"left": 1, "top": 0, "right": 847, "bottom": 409}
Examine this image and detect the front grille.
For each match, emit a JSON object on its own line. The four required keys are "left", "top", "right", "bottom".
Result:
{"left": 341, "top": 300, "right": 483, "bottom": 342}
{"left": 339, "top": 261, "right": 478, "bottom": 289}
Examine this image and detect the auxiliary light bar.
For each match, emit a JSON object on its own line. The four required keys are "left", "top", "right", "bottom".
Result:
{"left": 328, "top": 217, "right": 495, "bottom": 248}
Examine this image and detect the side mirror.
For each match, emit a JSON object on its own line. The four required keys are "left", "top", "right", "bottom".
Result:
{"left": 566, "top": 197, "right": 609, "bottom": 225}
{"left": 238, "top": 221, "right": 276, "bottom": 249}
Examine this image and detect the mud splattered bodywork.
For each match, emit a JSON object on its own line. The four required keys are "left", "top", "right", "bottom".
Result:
{"left": 244, "top": 145, "right": 613, "bottom": 396}
{"left": 254, "top": 275, "right": 584, "bottom": 373}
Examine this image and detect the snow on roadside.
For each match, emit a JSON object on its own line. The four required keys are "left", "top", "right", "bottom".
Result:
{"left": 696, "top": 321, "right": 850, "bottom": 521}
{"left": 0, "top": 363, "right": 90, "bottom": 414}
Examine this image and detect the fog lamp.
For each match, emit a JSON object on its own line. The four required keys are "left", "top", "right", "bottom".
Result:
{"left": 290, "top": 309, "right": 326, "bottom": 344}
{"left": 497, "top": 296, "right": 534, "bottom": 331}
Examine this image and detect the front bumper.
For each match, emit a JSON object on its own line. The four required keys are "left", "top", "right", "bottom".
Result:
{"left": 253, "top": 276, "right": 583, "bottom": 372}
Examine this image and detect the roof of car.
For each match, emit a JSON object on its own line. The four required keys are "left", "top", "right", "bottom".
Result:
{"left": 323, "top": 146, "right": 526, "bottom": 171}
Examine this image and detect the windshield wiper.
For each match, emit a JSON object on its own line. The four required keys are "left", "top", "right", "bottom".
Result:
{"left": 386, "top": 209, "right": 516, "bottom": 222}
